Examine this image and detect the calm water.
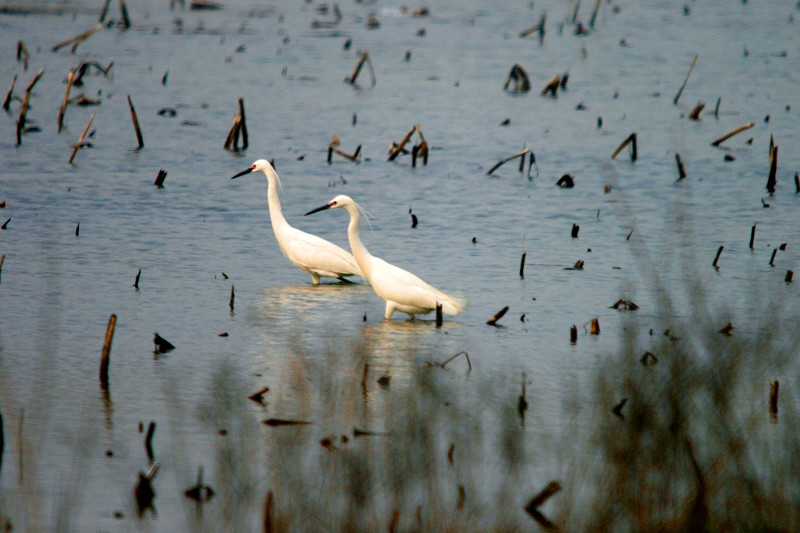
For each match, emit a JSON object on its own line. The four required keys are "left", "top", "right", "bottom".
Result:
{"left": 1, "top": 0, "right": 799, "bottom": 529}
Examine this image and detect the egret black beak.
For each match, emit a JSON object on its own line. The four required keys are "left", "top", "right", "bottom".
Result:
{"left": 231, "top": 167, "right": 254, "bottom": 180}
{"left": 305, "top": 203, "right": 332, "bottom": 216}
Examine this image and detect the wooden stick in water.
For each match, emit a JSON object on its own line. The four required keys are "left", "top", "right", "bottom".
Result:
{"left": 52, "top": 23, "right": 104, "bottom": 52}
{"left": 611, "top": 133, "right": 637, "bottom": 161}
{"left": 69, "top": 112, "right": 95, "bottom": 164}
{"left": 127, "top": 95, "right": 144, "bottom": 149}
{"left": 99, "top": 0, "right": 111, "bottom": 22}
{"left": 675, "top": 153, "right": 687, "bottom": 180}
{"left": 487, "top": 148, "right": 531, "bottom": 175}
{"left": 119, "top": 0, "right": 131, "bottom": 29}
{"left": 388, "top": 125, "right": 417, "bottom": 161}
{"left": 238, "top": 97, "right": 248, "bottom": 150}
{"left": 224, "top": 115, "right": 241, "bottom": 150}
{"left": 589, "top": 0, "right": 602, "bottom": 28}
{"left": 264, "top": 490, "right": 274, "bottom": 533}
{"left": 673, "top": 54, "right": 698, "bottom": 106}
{"left": 770, "top": 379, "right": 779, "bottom": 417}
{"left": 441, "top": 351, "right": 471, "bottom": 371}
{"left": 145, "top": 421, "right": 156, "bottom": 461}
{"left": 100, "top": 313, "right": 117, "bottom": 387}
{"left": 487, "top": 306, "right": 509, "bottom": 326}
{"left": 711, "top": 122, "right": 754, "bottom": 147}
{"left": 154, "top": 169, "right": 167, "bottom": 187}
{"left": 17, "top": 41, "right": 29, "bottom": 70}
{"left": 2, "top": 75, "right": 16, "bottom": 112}
{"left": 58, "top": 70, "right": 74, "bottom": 133}
{"left": 344, "top": 51, "right": 375, "bottom": 87}
{"left": 712, "top": 245, "right": 723, "bottom": 268}
{"left": 766, "top": 145, "right": 777, "bottom": 193}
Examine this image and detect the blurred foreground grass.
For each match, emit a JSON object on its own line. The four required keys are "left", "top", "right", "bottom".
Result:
{"left": 3, "top": 290, "right": 798, "bottom": 532}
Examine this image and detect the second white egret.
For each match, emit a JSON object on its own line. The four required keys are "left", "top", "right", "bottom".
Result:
{"left": 231, "top": 160, "right": 363, "bottom": 284}
{"left": 305, "top": 195, "right": 466, "bottom": 320}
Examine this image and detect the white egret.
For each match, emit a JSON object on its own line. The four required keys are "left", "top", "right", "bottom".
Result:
{"left": 305, "top": 195, "right": 466, "bottom": 320}
{"left": 231, "top": 160, "right": 363, "bottom": 285}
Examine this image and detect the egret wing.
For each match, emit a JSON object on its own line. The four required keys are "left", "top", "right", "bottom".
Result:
{"left": 284, "top": 228, "right": 362, "bottom": 277}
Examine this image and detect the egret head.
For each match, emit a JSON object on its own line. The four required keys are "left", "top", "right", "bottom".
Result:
{"left": 305, "top": 195, "right": 352, "bottom": 215}
{"left": 231, "top": 159, "right": 272, "bottom": 179}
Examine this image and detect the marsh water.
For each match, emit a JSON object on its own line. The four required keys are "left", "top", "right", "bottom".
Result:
{"left": 1, "top": 0, "right": 799, "bottom": 530}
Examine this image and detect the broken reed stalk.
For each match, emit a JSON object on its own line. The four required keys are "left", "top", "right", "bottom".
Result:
{"left": 711, "top": 122, "right": 754, "bottom": 146}
{"left": 675, "top": 153, "right": 687, "bottom": 180}
{"left": 786, "top": 270, "right": 794, "bottom": 283}
{"left": 570, "top": 324, "right": 578, "bottom": 344}
{"left": 767, "top": 145, "right": 778, "bottom": 193}
{"left": 329, "top": 144, "right": 361, "bottom": 163}
{"left": 134, "top": 268, "right": 141, "bottom": 288}
{"left": 52, "top": 23, "right": 104, "bottom": 52}
{"left": 154, "top": 169, "right": 167, "bottom": 187}
{"left": 119, "top": 0, "right": 131, "bottom": 29}
{"left": 264, "top": 490, "right": 275, "bottom": 533}
{"left": 712, "top": 245, "right": 724, "bottom": 268}
{"left": 15, "top": 69, "right": 44, "bottom": 146}
{"left": 525, "top": 481, "right": 561, "bottom": 517}
{"left": 387, "top": 124, "right": 418, "bottom": 161}
{"left": 99, "top": 0, "right": 111, "bottom": 22}
{"left": 441, "top": 351, "right": 471, "bottom": 371}
{"left": 229, "top": 285, "right": 235, "bottom": 311}
{"left": 769, "top": 249, "right": 777, "bottom": 267}
{"left": 611, "top": 133, "right": 637, "bottom": 161}
{"left": 503, "top": 64, "right": 531, "bottom": 93}
{"left": 487, "top": 148, "right": 531, "bottom": 175}
{"left": 224, "top": 115, "right": 241, "bottom": 149}
{"left": 17, "top": 41, "right": 29, "bottom": 70}
{"left": 58, "top": 70, "right": 74, "bottom": 133}
{"left": 590, "top": 317, "right": 600, "bottom": 335}
{"left": 770, "top": 379, "right": 779, "bottom": 417}
{"left": 127, "top": 95, "right": 144, "bottom": 149}
{"left": 795, "top": 172, "right": 800, "bottom": 194}
{"left": 673, "top": 54, "right": 698, "bottom": 105}
{"left": 435, "top": 303, "right": 443, "bottom": 327}
{"left": 69, "top": 112, "right": 95, "bottom": 164}
{"left": 487, "top": 306, "right": 509, "bottom": 326}
{"left": 589, "top": 0, "right": 602, "bottom": 28}
{"left": 749, "top": 224, "right": 756, "bottom": 250}
{"left": 2, "top": 75, "right": 17, "bottom": 112}
{"left": 345, "top": 51, "right": 376, "bottom": 87}
{"left": 519, "top": 252, "right": 526, "bottom": 278}
{"left": 688, "top": 102, "right": 705, "bottom": 120}
{"left": 69, "top": 112, "right": 95, "bottom": 163}
{"left": 237, "top": 98, "right": 248, "bottom": 150}
{"left": 145, "top": 421, "right": 156, "bottom": 462}
{"left": 100, "top": 313, "right": 117, "bottom": 387}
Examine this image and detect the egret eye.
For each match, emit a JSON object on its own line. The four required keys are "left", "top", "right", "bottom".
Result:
{"left": 330, "top": 201, "right": 337, "bottom": 206}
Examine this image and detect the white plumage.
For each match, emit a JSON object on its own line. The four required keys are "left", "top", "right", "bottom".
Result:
{"left": 306, "top": 195, "right": 466, "bottom": 320}
{"left": 231, "top": 160, "right": 362, "bottom": 285}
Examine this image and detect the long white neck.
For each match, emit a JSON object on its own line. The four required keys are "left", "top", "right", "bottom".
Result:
{"left": 344, "top": 203, "right": 372, "bottom": 276}
{"left": 263, "top": 166, "right": 288, "bottom": 234}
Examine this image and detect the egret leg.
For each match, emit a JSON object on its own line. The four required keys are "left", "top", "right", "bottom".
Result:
{"left": 310, "top": 272, "right": 321, "bottom": 285}
{"left": 384, "top": 302, "right": 397, "bottom": 320}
